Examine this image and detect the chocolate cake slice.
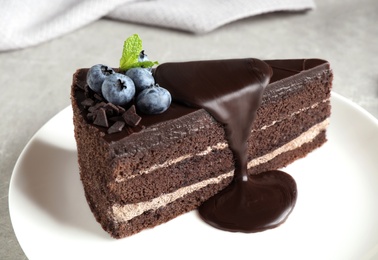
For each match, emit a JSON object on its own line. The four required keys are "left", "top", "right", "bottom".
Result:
{"left": 71, "top": 58, "right": 332, "bottom": 238}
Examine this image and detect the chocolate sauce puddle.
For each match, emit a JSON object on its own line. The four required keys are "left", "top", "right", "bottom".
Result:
{"left": 154, "top": 58, "right": 297, "bottom": 232}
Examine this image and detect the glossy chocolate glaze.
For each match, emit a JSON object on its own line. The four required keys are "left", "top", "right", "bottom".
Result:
{"left": 154, "top": 58, "right": 297, "bottom": 232}
{"left": 198, "top": 170, "right": 297, "bottom": 232}
{"left": 155, "top": 59, "right": 272, "bottom": 181}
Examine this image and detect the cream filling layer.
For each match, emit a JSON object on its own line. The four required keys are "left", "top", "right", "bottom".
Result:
{"left": 116, "top": 99, "right": 329, "bottom": 182}
{"left": 112, "top": 117, "right": 330, "bottom": 223}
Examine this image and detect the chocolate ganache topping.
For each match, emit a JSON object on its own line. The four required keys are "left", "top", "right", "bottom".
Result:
{"left": 154, "top": 58, "right": 297, "bottom": 232}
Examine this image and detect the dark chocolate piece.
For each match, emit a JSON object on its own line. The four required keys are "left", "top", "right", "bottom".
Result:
{"left": 94, "top": 93, "right": 104, "bottom": 102}
{"left": 88, "top": 102, "right": 105, "bottom": 113}
{"left": 87, "top": 112, "right": 95, "bottom": 121}
{"left": 81, "top": 98, "right": 94, "bottom": 107}
{"left": 108, "top": 121, "right": 126, "bottom": 134}
{"left": 122, "top": 105, "right": 141, "bottom": 127}
{"left": 105, "top": 103, "right": 120, "bottom": 115}
{"left": 117, "top": 105, "right": 126, "bottom": 114}
{"left": 93, "top": 108, "right": 108, "bottom": 127}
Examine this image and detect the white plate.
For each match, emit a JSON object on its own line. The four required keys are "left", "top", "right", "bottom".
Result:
{"left": 9, "top": 92, "right": 378, "bottom": 260}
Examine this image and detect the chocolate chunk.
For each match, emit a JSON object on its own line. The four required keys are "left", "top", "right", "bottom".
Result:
{"left": 107, "top": 121, "right": 126, "bottom": 134}
{"left": 105, "top": 103, "right": 119, "bottom": 116}
{"left": 76, "top": 81, "right": 86, "bottom": 90}
{"left": 122, "top": 105, "right": 141, "bottom": 127}
{"left": 88, "top": 106, "right": 96, "bottom": 113}
{"left": 106, "top": 102, "right": 120, "bottom": 112}
{"left": 98, "top": 102, "right": 107, "bottom": 108}
{"left": 93, "top": 108, "right": 108, "bottom": 127}
{"left": 94, "top": 93, "right": 104, "bottom": 101}
{"left": 84, "top": 85, "right": 90, "bottom": 97}
{"left": 87, "top": 112, "right": 95, "bottom": 122}
{"left": 117, "top": 105, "right": 126, "bottom": 114}
{"left": 81, "top": 98, "right": 94, "bottom": 107}
{"left": 105, "top": 108, "right": 114, "bottom": 117}
{"left": 89, "top": 102, "right": 106, "bottom": 112}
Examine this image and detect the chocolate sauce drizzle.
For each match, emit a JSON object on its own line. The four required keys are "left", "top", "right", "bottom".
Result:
{"left": 155, "top": 58, "right": 297, "bottom": 233}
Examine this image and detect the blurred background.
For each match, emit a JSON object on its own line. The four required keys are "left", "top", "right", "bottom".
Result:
{"left": 1, "top": 0, "right": 377, "bottom": 259}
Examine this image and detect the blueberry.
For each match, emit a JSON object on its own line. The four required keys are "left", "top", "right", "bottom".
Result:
{"left": 101, "top": 73, "right": 135, "bottom": 106}
{"left": 125, "top": 67, "right": 155, "bottom": 93}
{"left": 136, "top": 84, "right": 172, "bottom": 114}
{"left": 138, "top": 50, "right": 149, "bottom": 62}
{"left": 87, "top": 64, "right": 114, "bottom": 93}
{"left": 138, "top": 50, "right": 152, "bottom": 72}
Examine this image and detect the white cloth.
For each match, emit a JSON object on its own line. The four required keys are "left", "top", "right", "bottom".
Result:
{"left": 0, "top": 0, "right": 315, "bottom": 51}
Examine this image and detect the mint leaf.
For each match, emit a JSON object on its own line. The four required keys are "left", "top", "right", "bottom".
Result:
{"left": 119, "top": 34, "right": 142, "bottom": 71}
{"left": 119, "top": 34, "right": 158, "bottom": 71}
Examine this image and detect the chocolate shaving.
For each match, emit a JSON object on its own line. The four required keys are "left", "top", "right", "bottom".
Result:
{"left": 107, "top": 121, "right": 125, "bottom": 134}
{"left": 81, "top": 98, "right": 94, "bottom": 107}
{"left": 105, "top": 108, "right": 114, "bottom": 117}
{"left": 78, "top": 78, "right": 145, "bottom": 133}
{"left": 87, "top": 112, "right": 95, "bottom": 122}
{"left": 106, "top": 103, "right": 120, "bottom": 112}
{"left": 94, "top": 93, "right": 104, "bottom": 101}
{"left": 88, "top": 106, "right": 95, "bottom": 113}
{"left": 93, "top": 108, "right": 108, "bottom": 127}
{"left": 117, "top": 105, "right": 126, "bottom": 114}
{"left": 104, "top": 103, "right": 119, "bottom": 116}
{"left": 76, "top": 81, "right": 86, "bottom": 90}
{"left": 84, "top": 85, "right": 90, "bottom": 97}
{"left": 89, "top": 102, "right": 106, "bottom": 112}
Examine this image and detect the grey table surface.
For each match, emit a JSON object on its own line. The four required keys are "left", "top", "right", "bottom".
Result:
{"left": 1, "top": 0, "right": 378, "bottom": 259}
